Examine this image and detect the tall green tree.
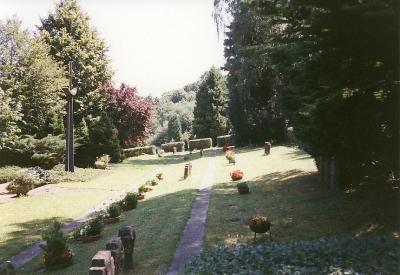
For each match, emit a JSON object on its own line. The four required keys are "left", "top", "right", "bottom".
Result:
{"left": 0, "top": 17, "right": 66, "bottom": 137}
{"left": 193, "top": 67, "right": 229, "bottom": 140}
{"left": 167, "top": 114, "right": 182, "bottom": 142}
{"left": 39, "top": 0, "right": 112, "bottom": 119}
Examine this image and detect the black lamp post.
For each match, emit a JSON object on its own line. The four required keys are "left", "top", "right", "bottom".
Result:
{"left": 64, "top": 61, "right": 77, "bottom": 172}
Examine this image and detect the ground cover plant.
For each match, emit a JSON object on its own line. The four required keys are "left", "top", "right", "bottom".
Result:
{"left": 0, "top": 154, "right": 163, "bottom": 262}
{"left": 185, "top": 235, "right": 400, "bottom": 274}
{"left": 0, "top": 166, "right": 22, "bottom": 184}
{"left": 19, "top": 150, "right": 212, "bottom": 274}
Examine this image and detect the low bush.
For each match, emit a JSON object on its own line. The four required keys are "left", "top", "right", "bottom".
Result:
{"left": 122, "top": 192, "right": 138, "bottom": 210}
{"left": 161, "top": 142, "right": 185, "bottom": 152}
{"left": 6, "top": 173, "right": 38, "bottom": 196}
{"left": 185, "top": 235, "right": 400, "bottom": 274}
{"left": 188, "top": 138, "right": 212, "bottom": 150}
{"left": 40, "top": 221, "right": 73, "bottom": 269}
{"left": 26, "top": 166, "right": 55, "bottom": 187}
{"left": 123, "top": 145, "right": 156, "bottom": 157}
{"left": 106, "top": 202, "right": 122, "bottom": 218}
{"left": 216, "top": 135, "right": 233, "bottom": 147}
{"left": 237, "top": 182, "right": 249, "bottom": 194}
{"left": 0, "top": 166, "right": 22, "bottom": 184}
{"left": 72, "top": 215, "right": 103, "bottom": 239}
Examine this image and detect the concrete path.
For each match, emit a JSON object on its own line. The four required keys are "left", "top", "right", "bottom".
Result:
{"left": 7, "top": 163, "right": 166, "bottom": 269}
{"left": 167, "top": 149, "right": 216, "bottom": 274}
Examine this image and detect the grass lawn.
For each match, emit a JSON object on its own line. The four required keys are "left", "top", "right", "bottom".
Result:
{"left": 205, "top": 146, "right": 399, "bottom": 246}
{"left": 0, "top": 154, "right": 164, "bottom": 262}
{"left": 19, "top": 150, "right": 213, "bottom": 274}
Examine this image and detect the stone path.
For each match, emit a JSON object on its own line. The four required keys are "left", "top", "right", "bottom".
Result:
{"left": 167, "top": 149, "right": 216, "bottom": 274}
{"left": 8, "top": 163, "right": 166, "bottom": 269}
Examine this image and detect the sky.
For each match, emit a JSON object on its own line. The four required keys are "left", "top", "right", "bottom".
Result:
{"left": 0, "top": 0, "right": 226, "bottom": 97}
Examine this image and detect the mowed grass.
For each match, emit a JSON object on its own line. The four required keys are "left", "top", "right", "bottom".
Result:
{"left": 19, "top": 150, "right": 213, "bottom": 274}
{"left": 0, "top": 155, "right": 164, "bottom": 262}
{"left": 205, "top": 146, "right": 399, "bottom": 245}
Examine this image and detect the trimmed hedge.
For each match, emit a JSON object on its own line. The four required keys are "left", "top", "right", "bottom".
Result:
{"left": 161, "top": 142, "right": 185, "bottom": 152}
{"left": 188, "top": 138, "right": 212, "bottom": 150}
{"left": 216, "top": 135, "right": 233, "bottom": 147}
{"left": 123, "top": 145, "right": 156, "bottom": 157}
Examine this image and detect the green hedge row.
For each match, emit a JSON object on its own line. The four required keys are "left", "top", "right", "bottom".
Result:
{"left": 123, "top": 145, "right": 156, "bottom": 157}
{"left": 188, "top": 138, "right": 212, "bottom": 150}
{"left": 160, "top": 142, "right": 185, "bottom": 152}
{"left": 216, "top": 135, "right": 233, "bottom": 147}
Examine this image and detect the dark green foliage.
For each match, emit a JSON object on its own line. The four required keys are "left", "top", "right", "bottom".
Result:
{"left": 150, "top": 179, "right": 158, "bottom": 186}
{"left": 188, "top": 138, "right": 212, "bottom": 150}
{"left": 216, "top": 135, "right": 233, "bottom": 147}
{"left": 75, "top": 115, "right": 123, "bottom": 167}
{"left": 236, "top": 182, "right": 249, "bottom": 194}
{"left": 185, "top": 235, "right": 400, "bottom": 274}
{"left": 122, "top": 192, "right": 138, "bottom": 210}
{"left": 106, "top": 202, "right": 121, "bottom": 218}
{"left": 40, "top": 221, "right": 72, "bottom": 269}
{"left": 160, "top": 142, "right": 185, "bottom": 152}
{"left": 73, "top": 215, "right": 103, "bottom": 239}
{"left": 123, "top": 145, "right": 156, "bottom": 157}
{"left": 167, "top": 114, "right": 182, "bottom": 142}
{"left": 0, "top": 135, "right": 65, "bottom": 169}
{"left": 193, "top": 67, "right": 229, "bottom": 141}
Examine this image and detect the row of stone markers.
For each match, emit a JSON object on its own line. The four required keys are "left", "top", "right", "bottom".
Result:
{"left": 89, "top": 224, "right": 135, "bottom": 275}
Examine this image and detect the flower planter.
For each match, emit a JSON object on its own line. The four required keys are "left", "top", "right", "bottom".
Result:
{"left": 137, "top": 194, "right": 145, "bottom": 200}
{"left": 103, "top": 216, "right": 120, "bottom": 225}
{"left": 230, "top": 170, "right": 244, "bottom": 181}
{"left": 80, "top": 234, "right": 101, "bottom": 243}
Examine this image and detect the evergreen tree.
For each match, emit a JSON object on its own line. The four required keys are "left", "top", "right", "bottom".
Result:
{"left": 39, "top": 0, "right": 112, "bottom": 119}
{"left": 167, "top": 115, "right": 182, "bottom": 142}
{"left": 193, "top": 67, "right": 229, "bottom": 140}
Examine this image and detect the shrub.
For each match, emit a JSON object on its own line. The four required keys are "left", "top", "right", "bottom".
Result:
{"left": 6, "top": 173, "right": 37, "bottom": 196}
{"left": 40, "top": 221, "right": 73, "bottom": 269}
{"left": 237, "top": 182, "right": 249, "bottom": 194}
{"left": 185, "top": 235, "right": 400, "bottom": 274}
{"left": 161, "top": 142, "right": 185, "bottom": 152}
{"left": 73, "top": 215, "right": 103, "bottom": 239}
{"left": 138, "top": 184, "right": 151, "bottom": 193}
{"left": 188, "top": 138, "right": 212, "bottom": 150}
{"left": 0, "top": 166, "right": 21, "bottom": 184}
{"left": 106, "top": 202, "right": 122, "bottom": 218}
{"left": 26, "top": 166, "right": 55, "bottom": 186}
{"left": 123, "top": 192, "right": 138, "bottom": 210}
{"left": 216, "top": 135, "right": 233, "bottom": 147}
{"left": 150, "top": 179, "right": 158, "bottom": 186}
{"left": 123, "top": 145, "right": 156, "bottom": 157}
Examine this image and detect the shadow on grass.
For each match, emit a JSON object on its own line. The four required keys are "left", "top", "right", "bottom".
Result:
{"left": 281, "top": 148, "right": 313, "bottom": 161}
{"left": 207, "top": 169, "right": 399, "bottom": 246}
{"left": 0, "top": 217, "right": 71, "bottom": 263}
{"left": 18, "top": 189, "right": 199, "bottom": 274}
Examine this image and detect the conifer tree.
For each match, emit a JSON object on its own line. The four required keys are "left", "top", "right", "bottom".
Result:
{"left": 168, "top": 114, "right": 182, "bottom": 142}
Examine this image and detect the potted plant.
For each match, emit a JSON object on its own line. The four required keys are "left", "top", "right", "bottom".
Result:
{"left": 246, "top": 210, "right": 272, "bottom": 240}
{"left": 225, "top": 150, "right": 236, "bottom": 164}
{"left": 41, "top": 221, "right": 73, "bottom": 270}
{"left": 150, "top": 179, "right": 158, "bottom": 186}
{"left": 156, "top": 173, "right": 163, "bottom": 180}
{"left": 73, "top": 215, "right": 103, "bottom": 243}
{"left": 123, "top": 192, "right": 138, "bottom": 210}
{"left": 230, "top": 170, "right": 243, "bottom": 181}
{"left": 138, "top": 183, "right": 152, "bottom": 193}
{"left": 237, "top": 182, "right": 250, "bottom": 194}
{"left": 103, "top": 203, "right": 122, "bottom": 224}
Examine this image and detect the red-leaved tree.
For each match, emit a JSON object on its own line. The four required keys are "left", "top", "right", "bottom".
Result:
{"left": 102, "top": 83, "right": 153, "bottom": 147}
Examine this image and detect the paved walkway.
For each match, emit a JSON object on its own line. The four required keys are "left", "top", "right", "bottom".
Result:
{"left": 8, "top": 163, "right": 166, "bottom": 269}
{"left": 167, "top": 149, "right": 216, "bottom": 274}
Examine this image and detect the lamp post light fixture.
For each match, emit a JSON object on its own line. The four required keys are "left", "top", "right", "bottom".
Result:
{"left": 64, "top": 61, "right": 77, "bottom": 172}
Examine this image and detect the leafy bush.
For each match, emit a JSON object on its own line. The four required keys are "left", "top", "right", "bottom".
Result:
{"left": 123, "top": 145, "right": 156, "bottom": 157}
{"left": 106, "top": 202, "right": 122, "bottom": 218}
{"left": 26, "top": 166, "right": 55, "bottom": 186}
{"left": 185, "top": 235, "right": 400, "bottom": 274}
{"left": 72, "top": 215, "right": 103, "bottom": 239}
{"left": 6, "top": 173, "right": 37, "bottom": 196}
{"left": 161, "top": 141, "right": 185, "bottom": 152}
{"left": 188, "top": 138, "right": 212, "bottom": 150}
{"left": 0, "top": 166, "right": 21, "bottom": 183}
{"left": 122, "top": 192, "right": 138, "bottom": 210}
{"left": 237, "top": 182, "right": 249, "bottom": 194}
{"left": 216, "top": 135, "right": 233, "bottom": 147}
{"left": 40, "top": 221, "right": 73, "bottom": 269}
